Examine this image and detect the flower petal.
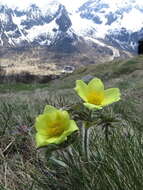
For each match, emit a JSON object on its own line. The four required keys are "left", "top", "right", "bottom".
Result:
{"left": 57, "top": 110, "right": 70, "bottom": 126}
{"left": 101, "top": 88, "right": 121, "bottom": 106}
{"left": 35, "top": 106, "right": 79, "bottom": 148}
{"left": 63, "top": 120, "right": 79, "bottom": 136}
{"left": 35, "top": 112, "right": 58, "bottom": 134}
{"left": 35, "top": 110, "right": 70, "bottom": 135}
{"left": 43, "top": 105, "right": 57, "bottom": 114}
{"left": 47, "top": 120, "right": 78, "bottom": 145}
{"left": 35, "top": 114, "right": 50, "bottom": 134}
{"left": 36, "top": 120, "right": 78, "bottom": 147}
{"left": 83, "top": 103, "right": 102, "bottom": 110}
{"left": 74, "top": 80, "right": 88, "bottom": 101}
{"left": 47, "top": 136, "right": 67, "bottom": 144}
{"left": 36, "top": 133, "right": 50, "bottom": 148}
{"left": 36, "top": 133, "right": 67, "bottom": 147}
{"left": 88, "top": 78, "right": 104, "bottom": 92}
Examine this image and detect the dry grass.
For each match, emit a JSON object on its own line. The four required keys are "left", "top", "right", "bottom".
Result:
{"left": 0, "top": 57, "right": 61, "bottom": 76}
{"left": 0, "top": 45, "right": 132, "bottom": 78}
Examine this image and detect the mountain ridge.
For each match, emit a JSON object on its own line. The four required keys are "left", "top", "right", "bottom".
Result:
{"left": 0, "top": 0, "right": 142, "bottom": 55}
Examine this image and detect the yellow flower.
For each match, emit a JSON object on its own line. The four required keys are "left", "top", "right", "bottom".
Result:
{"left": 35, "top": 105, "right": 78, "bottom": 148}
{"left": 74, "top": 78, "right": 121, "bottom": 110}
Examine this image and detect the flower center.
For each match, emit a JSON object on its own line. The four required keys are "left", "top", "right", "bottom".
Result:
{"left": 48, "top": 121, "right": 65, "bottom": 137}
{"left": 87, "top": 91, "right": 104, "bottom": 105}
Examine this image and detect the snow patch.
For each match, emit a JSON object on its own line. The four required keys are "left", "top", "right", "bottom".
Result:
{"left": 70, "top": 13, "right": 109, "bottom": 38}
{"left": 85, "top": 36, "right": 120, "bottom": 60}
{"left": 12, "top": 15, "right": 26, "bottom": 28}
{"left": 26, "top": 19, "right": 58, "bottom": 42}
{"left": 0, "top": 13, "right": 9, "bottom": 23}
{"left": 120, "top": 8, "right": 143, "bottom": 32}
{"left": 0, "top": 0, "right": 60, "bottom": 16}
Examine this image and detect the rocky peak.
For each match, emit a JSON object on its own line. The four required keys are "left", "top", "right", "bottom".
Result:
{"left": 55, "top": 5, "right": 72, "bottom": 32}
{"left": 0, "top": 2, "right": 76, "bottom": 52}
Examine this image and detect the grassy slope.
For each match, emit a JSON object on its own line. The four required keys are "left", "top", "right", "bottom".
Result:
{"left": 0, "top": 55, "right": 143, "bottom": 190}
{"left": 1, "top": 55, "right": 143, "bottom": 92}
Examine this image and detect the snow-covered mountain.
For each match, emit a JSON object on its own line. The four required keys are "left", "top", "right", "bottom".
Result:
{"left": 0, "top": 0, "right": 143, "bottom": 54}
{"left": 0, "top": 1, "right": 79, "bottom": 53}
{"left": 75, "top": 0, "right": 143, "bottom": 52}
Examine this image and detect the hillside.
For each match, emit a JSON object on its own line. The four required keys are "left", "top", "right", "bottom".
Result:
{"left": 0, "top": 55, "right": 143, "bottom": 129}
{"left": 0, "top": 55, "right": 142, "bottom": 94}
{"left": 0, "top": 55, "right": 143, "bottom": 120}
{"left": 0, "top": 56, "right": 143, "bottom": 190}
{"left": 0, "top": 46, "right": 132, "bottom": 85}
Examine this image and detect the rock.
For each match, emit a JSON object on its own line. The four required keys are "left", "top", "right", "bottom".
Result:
{"left": 62, "top": 66, "right": 75, "bottom": 73}
{"left": 81, "top": 75, "right": 94, "bottom": 83}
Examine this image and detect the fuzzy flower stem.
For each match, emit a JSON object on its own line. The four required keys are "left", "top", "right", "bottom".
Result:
{"left": 82, "top": 121, "right": 90, "bottom": 162}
